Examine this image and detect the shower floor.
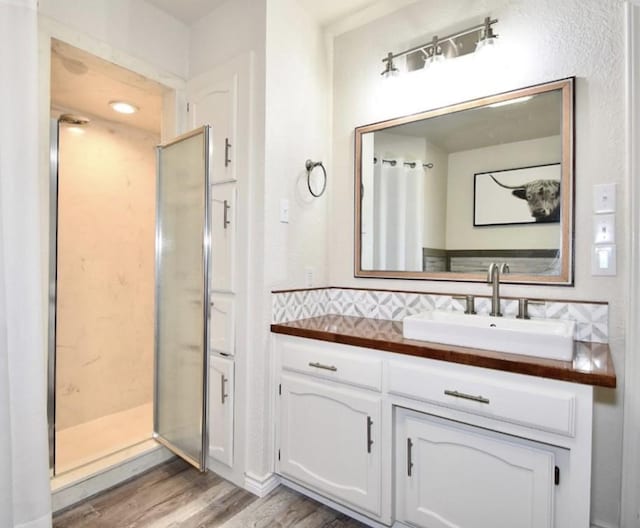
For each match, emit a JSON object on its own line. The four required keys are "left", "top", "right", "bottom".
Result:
{"left": 55, "top": 402, "right": 153, "bottom": 474}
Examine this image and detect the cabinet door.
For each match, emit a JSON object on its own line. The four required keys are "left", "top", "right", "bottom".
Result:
{"left": 208, "top": 356, "right": 234, "bottom": 467}
{"left": 401, "top": 413, "right": 555, "bottom": 528}
{"left": 278, "top": 374, "right": 381, "bottom": 516}
{"left": 210, "top": 295, "right": 235, "bottom": 356}
{"left": 210, "top": 183, "right": 236, "bottom": 293}
{"left": 188, "top": 74, "right": 237, "bottom": 183}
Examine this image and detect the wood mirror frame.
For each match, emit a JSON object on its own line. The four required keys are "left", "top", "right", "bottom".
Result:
{"left": 354, "top": 77, "right": 574, "bottom": 285}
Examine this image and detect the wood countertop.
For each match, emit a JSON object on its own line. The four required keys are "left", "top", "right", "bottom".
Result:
{"left": 271, "top": 315, "right": 616, "bottom": 388}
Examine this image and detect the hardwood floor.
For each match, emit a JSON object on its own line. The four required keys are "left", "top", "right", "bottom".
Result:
{"left": 53, "top": 459, "right": 367, "bottom": 527}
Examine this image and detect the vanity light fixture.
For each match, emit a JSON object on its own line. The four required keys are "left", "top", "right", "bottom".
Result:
{"left": 108, "top": 100, "right": 139, "bottom": 114}
{"left": 380, "top": 52, "right": 400, "bottom": 78}
{"left": 475, "top": 16, "right": 498, "bottom": 52}
{"left": 381, "top": 16, "right": 498, "bottom": 77}
{"left": 423, "top": 36, "right": 446, "bottom": 69}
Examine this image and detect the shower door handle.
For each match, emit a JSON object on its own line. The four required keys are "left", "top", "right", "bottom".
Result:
{"left": 221, "top": 374, "right": 228, "bottom": 404}
{"left": 224, "top": 138, "right": 232, "bottom": 167}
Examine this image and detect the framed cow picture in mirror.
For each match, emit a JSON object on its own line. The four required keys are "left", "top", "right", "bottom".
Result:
{"left": 473, "top": 163, "right": 561, "bottom": 227}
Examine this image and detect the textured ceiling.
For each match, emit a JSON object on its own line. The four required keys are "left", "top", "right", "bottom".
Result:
{"left": 51, "top": 39, "right": 166, "bottom": 134}
{"left": 146, "top": 0, "right": 227, "bottom": 24}
{"left": 145, "top": 0, "right": 384, "bottom": 27}
{"left": 383, "top": 91, "right": 563, "bottom": 154}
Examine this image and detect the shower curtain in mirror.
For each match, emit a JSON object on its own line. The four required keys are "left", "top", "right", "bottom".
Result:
{"left": 0, "top": 0, "right": 52, "bottom": 527}
{"left": 373, "top": 159, "right": 425, "bottom": 272}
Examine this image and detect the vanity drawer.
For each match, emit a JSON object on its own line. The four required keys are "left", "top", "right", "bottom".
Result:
{"left": 280, "top": 340, "right": 382, "bottom": 392}
{"left": 388, "top": 361, "right": 576, "bottom": 437}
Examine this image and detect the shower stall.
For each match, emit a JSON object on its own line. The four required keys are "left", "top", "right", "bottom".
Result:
{"left": 48, "top": 39, "right": 211, "bottom": 491}
{"left": 49, "top": 112, "right": 158, "bottom": 475}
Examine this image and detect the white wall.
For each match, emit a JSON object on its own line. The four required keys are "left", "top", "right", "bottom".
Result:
{"left": 330, "top": 1, "right": 625, "bottom": 525}
{"left": 38, "top": 0, "right": 189, "bottom": 78}
{"left": 265, "top": 0, "right": 330, "bottom": 291}
{"left": 1, "top": 0, "right": 51, "bottom": 526}
{"left": 189, "top": 0, "right": 266, "bottom": 78}
{"left": 262, "top": 0, "right": 330, "bottom": 472}
{"left": 446, "top": 136, "right": 561, "bottom": 250}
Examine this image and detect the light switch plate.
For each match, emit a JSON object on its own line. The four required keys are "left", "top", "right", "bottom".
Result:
{"left": 593, "top": 214, "right": 615, "bottom": 244}
{"left": 594, "top": 183, "right": 616, "bottom": 213}
{"left": 279, "top": 198, "right": 289, "bottom": 223}
{"left": 592, "top": 244, "right": 616, "bottom": 276}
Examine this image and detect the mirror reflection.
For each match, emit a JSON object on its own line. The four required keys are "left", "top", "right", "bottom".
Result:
{"left": 355, "top": 78, "right": 573, "bottom": 284}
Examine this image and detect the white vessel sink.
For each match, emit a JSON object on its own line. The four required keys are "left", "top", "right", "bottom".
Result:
{"left": 403, "top": 310, "right": 575, "bottom": 361}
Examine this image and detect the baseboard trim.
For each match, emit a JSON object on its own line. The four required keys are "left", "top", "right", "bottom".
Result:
{"left": 280, "top": 477, "right": 389, "bottom": 528}
{"left": 16, "top": 513, "right": 52, "bottom": 528}
{"left": 591, "top": 522, "right": 619, "bottom": 528}
{"left": 244, "top": 471, "right": 281, "bottom": 497}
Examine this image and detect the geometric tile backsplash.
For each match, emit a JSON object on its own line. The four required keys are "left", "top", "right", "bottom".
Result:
{"left": 272, "top": 287, "right": 609, "bottom": 343}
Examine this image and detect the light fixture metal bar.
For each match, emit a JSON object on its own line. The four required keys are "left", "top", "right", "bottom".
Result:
{"left": 382, "top": 17, "right": 498, "bottom": 65}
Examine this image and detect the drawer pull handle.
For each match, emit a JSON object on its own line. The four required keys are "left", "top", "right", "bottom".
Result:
{"left": 366, "top": 416, "right": 373, "bottom": 453}
{"left": 407, "top": 438, "right": 414, "bottom": 477}
{"left": 224, "top": 137, "right": 232, "bottom": 167}
{"left": 444, "top": 389, "right": 490, "bottom": 404}
{"left": 308, "top": 361, "right": 337, "bottom": 372}
{"left": 223, "top": 200, "right": 231, "bottom": 229}
{"left": 221, "top": 374, "right": 228, "bottom": 404}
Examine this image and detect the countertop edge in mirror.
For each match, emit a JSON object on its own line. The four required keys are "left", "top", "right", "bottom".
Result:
{"left": 271, "top": 314, "right": 615, "bottom": 388}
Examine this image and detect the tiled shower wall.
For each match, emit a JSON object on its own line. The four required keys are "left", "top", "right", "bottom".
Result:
{"left": 272, "top": 287, "right": 609, "bottom": 343}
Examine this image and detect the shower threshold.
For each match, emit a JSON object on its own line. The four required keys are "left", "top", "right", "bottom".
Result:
{"left": 51, "top": 439, "right": 174, "bottom": 512}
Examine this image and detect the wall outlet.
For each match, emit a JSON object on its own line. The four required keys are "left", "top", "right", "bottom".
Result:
{"left": 304, "top": 267, "right": 314, "bottom": 287}
{"left": 593, "top": 214, "right": 615, "bottom": 244}
{"left": 592, "top": 244, "right": 616, "bottom": 276}
{"left": 593, "top": 183, "right": 616, "bottom": 213}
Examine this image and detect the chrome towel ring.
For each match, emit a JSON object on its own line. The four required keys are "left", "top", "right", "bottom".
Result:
{"left": 305, "top": 159, "right": 327, "bottom": 197}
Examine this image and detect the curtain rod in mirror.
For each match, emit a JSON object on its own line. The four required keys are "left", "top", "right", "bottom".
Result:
{"left": 374, "top": 157, "right": 434, "bottom": 169}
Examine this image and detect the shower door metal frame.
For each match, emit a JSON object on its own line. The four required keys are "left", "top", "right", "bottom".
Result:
{"left": 47, "top": 118, "right": 60, "bottom": 476}
{"left": 153, "top": 126, "right": 211, "bottom": 472}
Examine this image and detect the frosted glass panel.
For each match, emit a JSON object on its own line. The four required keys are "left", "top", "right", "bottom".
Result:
{"left": 155, "top": 127, "right": 209, "bottom": 469}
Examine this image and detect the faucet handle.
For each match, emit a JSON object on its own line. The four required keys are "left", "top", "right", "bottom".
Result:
{"left": 499, "top": 262, "right": 510, "bottom": 274}
{"left": 517, "top": 298, "right": 545, "bottom": 319}
{"left": 452, "top": 295, "right": 476, "bottom": 315}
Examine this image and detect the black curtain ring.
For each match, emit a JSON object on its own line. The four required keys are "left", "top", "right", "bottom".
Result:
{"left": 305, "top": 159, "right": 327, "bottom": 197}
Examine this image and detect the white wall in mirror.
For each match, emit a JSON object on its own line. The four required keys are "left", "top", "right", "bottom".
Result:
{"left": 330, "top": 0, "right": 625, "bottom": 526}
{"left": 446, "top": 135, "right": 561, "bottom": 250}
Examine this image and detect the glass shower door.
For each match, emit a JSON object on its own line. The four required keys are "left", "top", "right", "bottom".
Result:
{"left": 154, "top": 126, "right": 211, "bottom": 470}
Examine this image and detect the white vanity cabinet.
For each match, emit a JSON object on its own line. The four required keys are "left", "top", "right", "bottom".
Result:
{"left": 273, "top": 333, "right": 597, "bottom": 528}
{"left": 397, "top": 409, "right": 558, "bottom": 528}
{"left": 275, "top": 338, "right": 385, "bottom": 519}
{"left": 208, "top": 355, "right": 234, "bottom": 467}
{"left": 278, "top": 374, "right": 382, "bottom": 516}
{"left": 210, "top": 183, "right": 236, "bottom": 293}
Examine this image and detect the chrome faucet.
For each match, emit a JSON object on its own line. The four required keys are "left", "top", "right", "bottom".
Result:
{"left": 487, "top": 262, "right": 509, "bottom": 317}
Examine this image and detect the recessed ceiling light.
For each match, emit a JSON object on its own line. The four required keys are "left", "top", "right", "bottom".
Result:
{"left": 109, "top": 100, "right": 139, "bottom": 114}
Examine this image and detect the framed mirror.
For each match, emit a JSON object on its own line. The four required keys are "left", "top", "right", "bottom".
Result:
{"left": 354, "top": 77, "right": 574, "bottom": 285}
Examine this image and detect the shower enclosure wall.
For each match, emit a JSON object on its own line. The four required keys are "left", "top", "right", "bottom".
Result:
{"left": 50, "top": 112, "right": 158, "bottom": 475}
